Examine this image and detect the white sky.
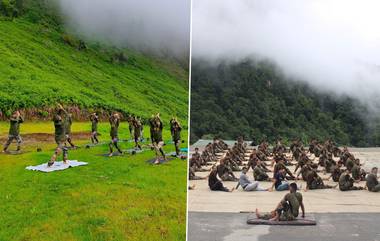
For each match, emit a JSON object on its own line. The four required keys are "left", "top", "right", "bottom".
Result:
{"left": 57, "top": 0, "right": 191, "bottom": 57}
{"left": 192, "top": 0, "right": 380, "bottom": 111}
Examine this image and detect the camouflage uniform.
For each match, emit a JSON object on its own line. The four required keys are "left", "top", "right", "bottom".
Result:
{"left": 170, "top": 118, "right": 182, "bottom": 155}
{"left": 64, "top": 113, "right": 75, "bottom": 147}
{"left": 366, "top": 174, "right": 380, "bottom": 192}
{"left": 339, "top": 173, "right": 363, "bottom": 191}
{"left": 109, "top": 114, "right": 122, "bottom": 154}
{"left": 48, "top": 109, "right": 69, "bottom": 166}
{"left": 90, "top": 113, "right": 99, "bottom": 144}
{"left": 133, "top": 117, "right": 142, "bottom": 149}
{"left": 278, "top": 192, "right": 303, "bottom": 221}
{"left": 3, "top": 115, "right": 24, "bottom": 151}
{"left": 149, "top": 115, "right": 165, "bottom": 162}
{"left": 253, "top": 166, "right": 269, "bottom": 181}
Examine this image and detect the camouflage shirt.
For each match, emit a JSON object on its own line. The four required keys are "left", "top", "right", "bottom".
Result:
{"left": 366, "top": 174, "right": 379, "bottom": 191}
{"left": 8, "top": 116, "right": 24, "bottom": 136}
{"left": 53, "top": 114, "right": 65, "bottom": 142}
{"left": 282, "top": 192, "right": 303, "bottom": 218}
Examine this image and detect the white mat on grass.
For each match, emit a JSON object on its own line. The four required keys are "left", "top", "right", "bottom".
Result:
{"left": 26, "top": 160, "right": 88, "bottom": 172}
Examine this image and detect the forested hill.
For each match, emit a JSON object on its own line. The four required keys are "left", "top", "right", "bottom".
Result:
{"left": 0, "top": 0, "right": 188, "bottom": 124}
{"left": 190, "top": 59, "right": 380, "bottom": 146}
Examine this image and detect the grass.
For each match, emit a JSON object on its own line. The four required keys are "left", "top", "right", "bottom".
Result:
{"left": 0, "top": 122, "right": 188, "bottom": 241}
{"left": 0, "top": 18, "right": 188, "bottom": 124}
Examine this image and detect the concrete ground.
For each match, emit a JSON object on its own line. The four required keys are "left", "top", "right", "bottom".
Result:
{"left": 187, "top": 142, "right": 380, "bottom": 240}
{"left": 188, "top": 212, "right": 380, "bottom": 241}
{"left": 188, "top": 144, "right": 380, "bottom": 213}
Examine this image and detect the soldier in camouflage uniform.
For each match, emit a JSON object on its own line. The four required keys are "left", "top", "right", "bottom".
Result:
{"left": 338, "top": 170, "right": 364, "bottom": 191}
{"left": 138, "top": 117, "right": 144, "bottom": 141}
{"left": 64, "top": 111, "right": 76, "bottom": 148}
{"left": 253, "top": 161, "right": 270, "bottom": 181}
{"left": 366, "top": 167, "right": 380, "bottom": 192}
{"left": 48, "top": 105, "right": 69, "bottom": 167}
{"left": 256, "top": 183, "right": 305, "bottom": 221}
{"left": 3, "top": 110, "right": 24, "bottom": 152}
{"left": 170, "top": 117, "right": 182, "bottom": 156}
{"left": 90, "top": 112, "right": 99, "bottom": 144}
{"left": 108, "top": 113, "right": 123, "bottom": 156}
{"left": 149, "top": 113, "right": 166, "bottom": 164}
{"left": 132, "top": 116, "right": 142, "bottom": 150}
{"left": 127, "top": 115, "right": 134, "bottom": 140}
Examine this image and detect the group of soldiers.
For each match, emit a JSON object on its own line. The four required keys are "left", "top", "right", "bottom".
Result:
{"left": 2, "top": 105, "right": 183, "bottom": 166}
{"left": 189, "top": 137, "right": 380, "bottom": 222}
{"left": 189, "top": 137, "right": 380, "bottom": 193}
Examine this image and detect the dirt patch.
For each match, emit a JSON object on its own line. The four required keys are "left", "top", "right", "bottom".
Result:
{"left": 0, "top": 132, "right": 90, "bottom": 145}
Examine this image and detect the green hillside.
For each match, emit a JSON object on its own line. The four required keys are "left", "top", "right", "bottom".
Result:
{"left": 0, "top": 0, "right": 188, "bottom": 124}
{"left": 191, "top": 59, "right": 380, "bottom": 146}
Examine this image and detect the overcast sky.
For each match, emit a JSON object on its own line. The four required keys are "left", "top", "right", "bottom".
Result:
{"left": 56, "top": 0, "right": 191, "bottom": 58}
{"left": 192, "top": 0, "right": 380, "bottom": 112}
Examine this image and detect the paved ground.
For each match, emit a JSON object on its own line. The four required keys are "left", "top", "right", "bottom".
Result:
{"left": 188, "top": 212, "right": 380, "bottom": 241}
{"left": 189, "top": 142, "right": 380, "bottom": 213}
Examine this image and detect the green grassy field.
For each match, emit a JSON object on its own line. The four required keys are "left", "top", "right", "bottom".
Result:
{"left": 0, "top": 122, "right": 188, "bottom": 241}
{"left": 0, "top": 18, "right": 188, "bottom": 123}
{"left": 0, "top": 2, "right": 189, "bottom": 240}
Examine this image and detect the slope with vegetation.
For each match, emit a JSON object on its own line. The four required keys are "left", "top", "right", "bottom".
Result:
{"left": 191, "top": 59, "right": 380, "bottom": 146}
{"left": 0, "top": 0, "right": 188, "bottom": 124}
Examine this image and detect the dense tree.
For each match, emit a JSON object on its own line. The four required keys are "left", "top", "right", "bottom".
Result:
{"left": 190, "top": 59, "right": 378, "bottom": 147}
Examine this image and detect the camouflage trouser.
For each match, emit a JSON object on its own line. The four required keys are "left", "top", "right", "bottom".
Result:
{"left": 91, "top": 131, "right": 99, "bottom": 143}
{"left": 277, "top": 202, "right": 296, "bottom": 221}
{"left": 254, "top": 173, "right": 269, "bottom": 181}
{"left": 258, "top": 212, "right": 273, "bottom": 220}
{"left": 153, "top": 141, "right": 165, "bottom": 158}
{"left": 309, "top": 180, "right": 327, "bottom": 190}
{"left": 174, "top": 139, "right": 181, "bottom": 154}
{"left": 3, "top": 135, "right": 22, "bottom": 150}
{"left": 369, "top": 184, "right": 380, "bottom": 192}
{"left": 109, "top": 137, "right": 122, "bottom": 153}
{"left": 48, "top": 141, "right": 68, "bottom": 166}
{"left": 221, "top": 173, "right": 236, "bottom": 181}
{"left": 339, "top": 183, "right": 363, "bottom": 191}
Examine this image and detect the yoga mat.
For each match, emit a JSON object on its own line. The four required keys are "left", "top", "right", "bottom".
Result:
{"left": 96, "top": 152, "right": 124, "bottom": 157}
{"left": 26, "top": 160, "right": 88, "bottom": 173}
{"left": 146, "top": 157, "right": 174, "bottom": 165}
{"left": 247, "top": 215, "right": 316, "bottom": 226}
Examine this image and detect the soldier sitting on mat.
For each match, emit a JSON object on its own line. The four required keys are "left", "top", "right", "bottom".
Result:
{"left": 256, "top": 182, "right": 305, "bottom": 221}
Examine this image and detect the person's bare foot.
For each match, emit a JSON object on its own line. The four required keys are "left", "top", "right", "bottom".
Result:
{"left": 154, "top": 159, "right": 160, "bottom": 165}
{"left": 63, "top": 160, "right": 69, "bottom": 164}
{"left": 255, "top": 208, "right": 260, "bottom": 218}
{"left": 189, "top": 184, "right": 196, "bottom": 190}
{"left": 229, "top": 187, "right": 235, "bottom": 192}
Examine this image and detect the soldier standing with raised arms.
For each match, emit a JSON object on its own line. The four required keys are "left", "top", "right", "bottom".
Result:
{"left": 3, "top": 110, "right": 24, "bottom": 153}
{"left": 108, "top": 112, "right": 123, "bottom": 157}
{"left": 48, "top": 104, "right": 69, "bottom": 167}
{"left": 133, "top": 116, "right": 142, "bottom": 150}
{"left": 149, "top": 113, "right": 166, "bottom": 164}
{"left": 170, "top": 117, "right": 182, "bottom": 156}
{"left": 64, "top": 111, "right": 76, "bottom": 148}
{"left": 90, "top": 112, "right": 99, "bottom": 144}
